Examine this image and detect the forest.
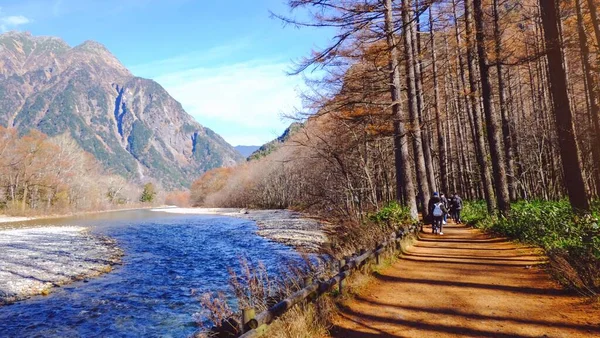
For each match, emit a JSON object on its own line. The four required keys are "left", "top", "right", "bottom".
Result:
{"left": 193, "top": 0, "right": 599, "bottom": 218}
{"left": 191, "top": 0, "right": 600, "bottom": 294}
{"left": 0, "top": 127, "right": 158, "bottom": 215}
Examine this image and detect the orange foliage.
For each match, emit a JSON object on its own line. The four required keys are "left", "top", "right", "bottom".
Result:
{"left": 190, "top": 167, "right": 234, "bottom": 206}
{"left": 165, "top": 190, "right": 191, "bottom": 207}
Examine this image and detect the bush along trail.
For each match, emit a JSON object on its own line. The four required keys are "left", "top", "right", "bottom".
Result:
{"left": 330, "top": 219, "right": 600, "bottom": 338}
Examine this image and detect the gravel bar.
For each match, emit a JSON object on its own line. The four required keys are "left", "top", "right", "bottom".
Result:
{"left": 0, "top": 226, "right": 123, "bottom": 305}
{"left": 152, "top": 208, "right": 328, "bottom": 252}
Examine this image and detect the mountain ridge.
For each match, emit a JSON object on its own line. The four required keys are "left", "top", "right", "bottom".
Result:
{"left": 234, "top": 145, "right": 260, "bottom": 158}
{"left": 0, "top": 31, "right": 243, "bottom": 188}
{"left": 248, "top": 122, "right": 303, "bottom": 161}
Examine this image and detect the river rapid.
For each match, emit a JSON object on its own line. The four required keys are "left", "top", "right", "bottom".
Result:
{"left": 0, "top": 210, "right": 305, "bottom": 337}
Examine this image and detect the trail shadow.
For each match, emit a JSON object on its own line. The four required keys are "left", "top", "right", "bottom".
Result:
{"left": 372, "top": 272, "right": 569, "bottom": 296}
{"left": 336, "top": 304, "right": 536, "bottom": 338}
{"left": 329, "top": 326, "right": 388, "bottom": 338}
{"left": 407, "top": 252, "right": 539, "bottom": 259}
{"left": 331, "top": 313, "right": 396, "bottom": 337}
{"left": 417, "top": 237, "right": 508, "bottom": 244}
{"left": 404, "top": 252, "right": 544, "bottom": 264}
{"left": 398, "top": 255, "right": 536, "bottom": 268}
{"left": 353, "top": 296, "right": 600, "bottom": 333}
{"left": 413, "top": 244, "right": 521, "bottom": 251}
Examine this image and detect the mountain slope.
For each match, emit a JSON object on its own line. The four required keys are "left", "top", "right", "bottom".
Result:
{"left": 234, "top": 145, "right": 260, "bottom": 158}
{"left": 0, "top": 31, "right": 243, "bottom": 188}
{"left": 248, "top": 122, "right": 303, "bottom": 161}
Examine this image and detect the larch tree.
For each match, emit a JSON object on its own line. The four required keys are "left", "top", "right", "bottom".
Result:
{"left": 538, "top": 0, "right": 590, "bottom": 212}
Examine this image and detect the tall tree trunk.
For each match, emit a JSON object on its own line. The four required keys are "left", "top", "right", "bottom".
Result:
{"left": 430, "top": 7, "right": 448, "bottom": 195}
{"left": 22, "top": 182, "right": 28, "bottom": 212}
{"left": 450, "top": 0, "right": 481, "bottom": 198}
{"left": 465, "top": 0, "right": 496, "bottom": 212}
{"left": 576, "top": 0, "right": 600, "bottom": 196}
{"left": 587, "top": 0, "right": 600, "bottom": 55}
{"left": 538, "top": 0, "right": 590, "bottom": 212}
{"left": 493, "top": 0, "right": 517, "bottom": 201}
{"left": 506, "top": 67, "right": 522, "bottom": 199}
{"left": 402, "top": 0, "right": 430, "bottom": 216}
{"left": 414, "top": 3, "right": 437, "bottom": 194}
{"left": 474, "top": 0, "right": 510, "bottom": 214}
{"left": 384, "top": 0, "right": 418, "bottom": 220}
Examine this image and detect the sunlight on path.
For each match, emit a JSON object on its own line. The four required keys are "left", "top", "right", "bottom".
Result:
{"left": 330, "top": 222, "right": 600, "bottom": 338}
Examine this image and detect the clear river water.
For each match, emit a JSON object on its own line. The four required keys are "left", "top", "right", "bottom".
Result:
{"left": 0, "top": 210, "right": 303, "bottom": 337}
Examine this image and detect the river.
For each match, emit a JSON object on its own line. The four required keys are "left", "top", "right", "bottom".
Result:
{"left": 0, "top": 209, "right": 304, "bottom": 337}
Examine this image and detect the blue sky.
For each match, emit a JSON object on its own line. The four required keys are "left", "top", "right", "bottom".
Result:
{"left": 0, "top": 0, "right": 332, "bottom": 146}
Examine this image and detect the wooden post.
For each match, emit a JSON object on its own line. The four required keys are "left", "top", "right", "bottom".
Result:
{"left": 375, "top": 244, "right": 381, "bottom": 265}
{"left": 338, "top": 259, "right": 346, "bottom": 294}
{"left": 359, "top": 249, "right": 367, "bottom": 271}
{"left": 396, "top": 230, "right": 403, "bottom": 251}
{"left": 242, "top": 307, "right": 257, "bottom": 333}
{"left": 303, "top": 276, "right": 314, "bottom": 304}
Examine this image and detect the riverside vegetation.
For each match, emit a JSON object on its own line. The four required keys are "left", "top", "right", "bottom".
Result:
{"left": 2, "top": 0, "right": 599, "bottom": 335}
{"left": 0, "top": 127, "right": 163, "bottom": 217}
{"left": 190, "top": 0, "right": 600, "bottom": 336}
{"left": 195, "top": 203, "right": 415, "bottom": 338}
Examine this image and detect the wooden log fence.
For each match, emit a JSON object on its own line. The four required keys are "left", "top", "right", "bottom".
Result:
{"left": 236, "top": 223, "right": 419, "bottom": 337}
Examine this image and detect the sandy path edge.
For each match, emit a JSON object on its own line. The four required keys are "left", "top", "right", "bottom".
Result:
{"left": 330, "top": 222, "right": 600, "bottom": 338}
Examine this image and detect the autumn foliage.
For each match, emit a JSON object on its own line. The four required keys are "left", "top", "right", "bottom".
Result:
{"left": 191, "top": 0, "right": 600, "bottom": 222}
{"left": 0, "top": 127, "right": 148, "bottom": 215}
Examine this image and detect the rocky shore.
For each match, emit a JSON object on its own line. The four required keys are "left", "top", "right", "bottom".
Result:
{"left": 153, "top": 208, "right": 329, "bottom": 252}
{"left": 0, "top": 226, "right": 123, "bottom": 305}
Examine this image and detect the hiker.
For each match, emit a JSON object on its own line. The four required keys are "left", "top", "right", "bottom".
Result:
{"left": 428, "top": 192, "right": 447, "bottom": 235}
{"left": 440, "top": 193, "right": 449, "bottom": 225}
{"left": 449, "top": 193, "right": 457, "bottom": 221}
{"left": 450, "top": 193, "right": 463, "bottom": 224}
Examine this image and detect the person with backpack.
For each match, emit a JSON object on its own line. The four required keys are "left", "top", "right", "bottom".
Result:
{"left": 451, "top": 193, "right": 463, "bottom": 224}
{"left": 428, "top": 192, "right": 447, "bottom": 235}
{"left": 440, "top": 193, "right": 449, "bottom": 225}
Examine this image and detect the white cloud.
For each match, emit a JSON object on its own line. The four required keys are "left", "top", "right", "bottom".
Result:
{"left": 0, "top": 7, "right": 31, "bottom": 32}
{"left": 150, "top": 59, "right": 303, "bottom": 145}
{"left": 129, "top": 39, "right": 252, "bottom": 77}
{"left": 2, "top": 15, "right": 29, "bottom": 26}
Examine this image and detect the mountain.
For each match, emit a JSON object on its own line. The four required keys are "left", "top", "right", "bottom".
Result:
{"left": 0, "top": 31, "right": 244, "bottom": 188}
{"left": 248, "top": 122, "right": 303, "bottom": 161}
{"left": 234, "top": 145, "right": 260, "bottom": 158}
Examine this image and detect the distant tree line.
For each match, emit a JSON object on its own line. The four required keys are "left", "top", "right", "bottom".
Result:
{"left": 0, "top": 127, "right": 160, "bottom": 215}
{"left": 192, "top": 0, "right": 600, "bottom": 220}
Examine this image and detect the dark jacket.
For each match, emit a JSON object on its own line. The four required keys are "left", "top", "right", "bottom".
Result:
{"left": 428, "top": 196, "right": 447, "bottom": 217}
{"left": 441, "top": 196, "right": 449, "bottom": 208}
{"left": 451, "top": 195, "right": 463, "bottom": 210}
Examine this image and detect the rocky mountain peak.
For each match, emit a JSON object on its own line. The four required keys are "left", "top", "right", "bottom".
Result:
{"left": 0, "top": 32, "right": 243, "bottom": 188}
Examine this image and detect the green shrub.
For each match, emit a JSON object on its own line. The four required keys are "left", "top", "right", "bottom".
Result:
{"left": 368, "top": 201, "right": 412, "bottom": 228}
{"left": 462, "top": 200, "right": 488, "bottom": 225}
{"left": 466, "top": 199, "right": 600, "bottom": 296}
{"left": 140, "top": 183, "right": 157, "bottom": 203}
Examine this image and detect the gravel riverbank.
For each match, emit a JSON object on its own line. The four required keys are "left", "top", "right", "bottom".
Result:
{"left": 0, "top": 227, "right": 122, "bottom": 305}
{"left": 152, "top": 208, "right": 328, "bottom": 252}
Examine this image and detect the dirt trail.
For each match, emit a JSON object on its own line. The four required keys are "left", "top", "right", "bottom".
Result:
{"left": 330, "top": 222, "right": 600, "bottom": 338}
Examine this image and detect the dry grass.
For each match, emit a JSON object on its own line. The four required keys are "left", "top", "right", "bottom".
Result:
{"left": 547, "top": 249, "right": 600, "bottom": 299}
{"left": 259, "top": 232, "right": 416, "bottom": 338}
{"left": 266, "top": 296, "right": 336, "bottom": 338}
{"left": 195, "top": 222, "right": 416, "bottom": 337}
